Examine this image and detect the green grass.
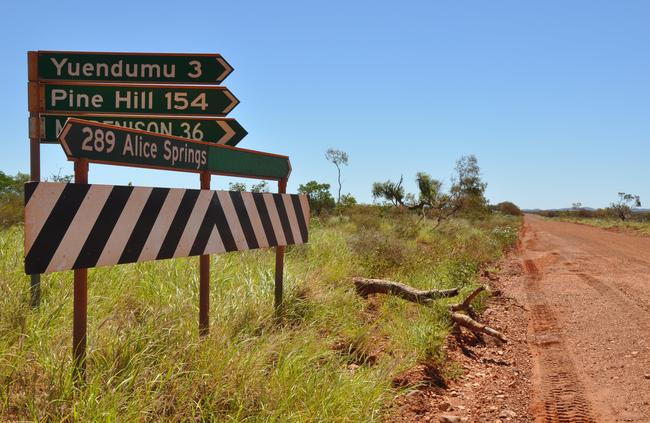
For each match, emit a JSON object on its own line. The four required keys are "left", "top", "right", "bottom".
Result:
{"left": 553, "top": 216, "right": 650, "bottom": 236}
{"left": 1, "top": 208, "right": 520, "bottom": 421}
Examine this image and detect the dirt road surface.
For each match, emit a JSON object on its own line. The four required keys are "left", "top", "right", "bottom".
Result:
{"left": 390, "top": 215, "right": 650, "bottom": 422}
{"left": 520, "top": 215, "right": 650, "bottom": 422}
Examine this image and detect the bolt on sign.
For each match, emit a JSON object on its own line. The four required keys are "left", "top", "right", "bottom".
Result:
{"left": 34, "top": 51, "right": 233, "bottom": 84}
{"left": 40, "top": 114, "right": 247, "bottom": 146}
{"left": 24, "top": 182, "right": 309, "bottom": 274}
{"left": 59, "top": 119, "right": 290, "bottom": 180}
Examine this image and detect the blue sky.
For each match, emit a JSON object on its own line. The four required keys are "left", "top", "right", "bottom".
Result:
{"left": 1, "top": 0, "right": 648, "bottom": 209}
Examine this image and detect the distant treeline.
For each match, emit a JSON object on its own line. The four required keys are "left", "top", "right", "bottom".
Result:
{"left": 1, "top": 154, "right": 525, "bottom": 230}
{"left": 531, "top": 208, "right": 650, "bottom": 221}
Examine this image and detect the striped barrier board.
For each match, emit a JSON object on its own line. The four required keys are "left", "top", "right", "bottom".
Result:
{"left": 24, "top": 182, "right": 309, "bottom": 275}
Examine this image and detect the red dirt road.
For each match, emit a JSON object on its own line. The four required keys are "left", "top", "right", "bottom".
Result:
{"left": 520, "top": 215, "right": 650, "bottom": 422}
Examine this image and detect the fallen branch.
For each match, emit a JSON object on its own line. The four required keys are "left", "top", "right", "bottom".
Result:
{"left": 457, "top": 285, "right": 485, "bottom": 310}
{"left": 352, "top": 277, "right": 459, "bottom": 303}
{"left": 448, "top": 286, "right": 507, "bottom": 344}
{"left": 352, "top": 278, "right": 507, "bottom": 344}
{"left": 448, "top": 285, "right": 484, "bottom": 318}
{"left": 450, "top": 312, "right": 507, "bottom": 343}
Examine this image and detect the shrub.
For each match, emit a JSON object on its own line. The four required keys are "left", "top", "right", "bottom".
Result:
{"left": 349, "top": 230, "right": 407, "bottom": 277}
{"left": 495, "top": 201, "right": 522, "bottom": 216}
{"left": 491, "top": 226, "right": 519, "bottom": 249}
{"left": 298, "top": 181, "right": 336, "bottom": 215}
{"left": 345, "top": 205, "right": 382, "bottom": 232}
{"left": 0, "top": 172, "right": 29, "bottom": 229}
{"left": 337, "top": 193, "right": 357, "bottom": 209}
{"left": 0, "top": 195, "right": 23, "bottom": 228}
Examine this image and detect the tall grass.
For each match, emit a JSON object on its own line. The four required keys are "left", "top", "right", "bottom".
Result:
{"left": 1, "top": 209, "right": 520, "bottom": 421}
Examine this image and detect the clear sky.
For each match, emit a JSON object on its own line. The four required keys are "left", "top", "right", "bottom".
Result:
{"left": 1, "top": 0, "right": 648, "bottom": 209}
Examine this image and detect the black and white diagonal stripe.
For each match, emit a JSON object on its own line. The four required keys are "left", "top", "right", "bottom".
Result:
{"left": 24, "top": 182, "right": 310, "bottom": 274}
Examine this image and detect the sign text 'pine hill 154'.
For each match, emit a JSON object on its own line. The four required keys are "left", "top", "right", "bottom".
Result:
{"left": 33, "top": 51, "right": 233, "bottom": 84}
{"left": 40, "top": 114, "right": 247, "bottom": 146}
{"left": 32, "top": 82, "right": 239, "bottom": 116}
{"left": 59, "top": 119, "right": 290, "bottom": 180}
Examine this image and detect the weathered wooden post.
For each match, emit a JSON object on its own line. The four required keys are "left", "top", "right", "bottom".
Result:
{"left": 199, "top": 171, "right": 211, "bottom": 336}
{"left": 274, "top": 178, "right": 288, "bottom": 309}
{"left": 73, "top": 158, "right": 89, "bottom": 380}
{"left": 27, "top": 51, "right": 41, "bottom": 307}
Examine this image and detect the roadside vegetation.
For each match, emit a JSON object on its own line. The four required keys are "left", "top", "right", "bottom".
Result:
{"left": 1, "top": 155, "right": 522, "bottom": 421}
{"left": 533, "top": 193, "right": 650, "bottom": 236}
{"left": 542, "top": 214, "right": 650, "bottom": 235}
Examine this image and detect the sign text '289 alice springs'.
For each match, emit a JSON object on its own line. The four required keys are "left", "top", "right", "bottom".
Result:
{"left": 59, "top": 119, "right": 290, "bottom": 180}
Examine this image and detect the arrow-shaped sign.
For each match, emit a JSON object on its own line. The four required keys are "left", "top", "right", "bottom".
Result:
{"left": 41, "top": 114, "right": 247, "bottom": 146}
{"left": 35, "top": 82, "right": 239, "bottom": 117}
{"left": 34, "top": 51, "right": 233, "bottom": 84}
{"left": 59, "top": 119, "right": 290, "bottom": 180}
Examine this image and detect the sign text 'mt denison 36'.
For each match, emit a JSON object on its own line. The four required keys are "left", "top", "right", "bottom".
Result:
{"left": 40, "top": 114, "right": 247, "bottom": 146}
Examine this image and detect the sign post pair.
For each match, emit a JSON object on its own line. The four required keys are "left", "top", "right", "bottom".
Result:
{"left": 26, "top": 51, "right": 308, "bottom": 379}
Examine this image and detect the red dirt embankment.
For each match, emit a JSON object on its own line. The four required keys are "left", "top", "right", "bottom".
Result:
{"left": 392, "top": 215, "right": 650, "bottom": 422}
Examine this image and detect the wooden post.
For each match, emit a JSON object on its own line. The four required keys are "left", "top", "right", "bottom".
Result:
{"left": 274, "top": 178, "right": 288, "bottom": 310}
{"left": 27, "top": 51, "right": 41, "bottom": 308}
{"left": 199, "top": 172, "right": 211, "bottom": 336}
{"left": 73, "top": 159, "right": 89, "bottom": 380}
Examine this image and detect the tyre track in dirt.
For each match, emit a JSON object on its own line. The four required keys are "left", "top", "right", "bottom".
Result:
{"left": 524, "top": 258, "right": 597, "bottom": 422}
{"left": 520, "top": 215, "right": 650, "bottom": 422}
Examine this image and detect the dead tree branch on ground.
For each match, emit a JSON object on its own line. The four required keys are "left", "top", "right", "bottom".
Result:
{"left": 353, "top": 278, "right": 459, "bottom": 303}
{"left": 352, "top": 278, "right": 506, "bottom": 343}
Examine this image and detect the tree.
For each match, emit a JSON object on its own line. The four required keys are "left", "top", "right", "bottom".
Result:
{"left": 298, "top": 181, "right": 335, "bottom": 214}
{"left": 572, "top": 202, "right": 583, "bottom": 210}
{"left": 450, "top": 155, "right": 488, "bottom": 217}
{"left": 325, "top": 148, "right": 349, "bottom": 203}
{"left": 413, "top": 172, "right": 458, "bottom": 224}
{"left": 227, "top": 181, "right": 269, "bottom": 193}
{"left": 371, "top": 176, "right": 405, "bottom": 206}
{"left": 251, "top": 181, "right": 269, "bottom": 193}
{"left": 228, "top": 182, "right": 247, "bottom": 192}
{"left": 371, "top": 173, "right": 451, "bottom": 224}
{"left": 46, "top": 171, "right": 73, "bottom": 183}
{"left": 370, "top": 155, "right": 488, "bottom": 225}
{"left": 415, "top": 172, "right": 442, "bottom": 206}
{"left": 610, "top": 192, "right": 641, "bottom": 221}
{"left": 0, "top": 171, "right": 29, "bottom": 195}
{"left": 415, "top": 172, "right": 442, "bottom": 216}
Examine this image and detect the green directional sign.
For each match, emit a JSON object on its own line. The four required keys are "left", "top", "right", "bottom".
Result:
{"left": 38, "top": 82, "right": 239, "bottom": 116}
{"left": 41, "top": 114, "right": 247, "bottom": 146}
{"left": 59, "top": 119, "right": 290, "bottom": 180}
{"left": 35, "top": 51, "right": 233, "bottom": 84}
